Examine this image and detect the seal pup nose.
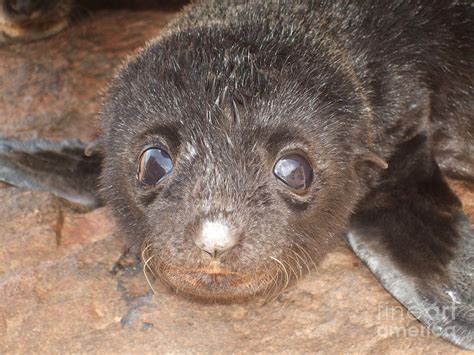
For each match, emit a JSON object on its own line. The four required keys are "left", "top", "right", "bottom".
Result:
{"left": 195, "top": 220, "right": 237, "bottom": 257}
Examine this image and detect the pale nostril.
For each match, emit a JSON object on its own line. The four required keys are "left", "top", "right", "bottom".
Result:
{"left": 196, "top": 243, "right": 229, "bottom": 258}
{"left": 7, "top": 0, "right": 40, "bottom": 16}
{"left": 195, "top": 220, "right": 237, "bottom": 258}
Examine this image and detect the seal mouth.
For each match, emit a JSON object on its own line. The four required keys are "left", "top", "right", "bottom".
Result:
{"left": 141, "top": 243, "right": 314, "bottom": 302}
{"left": 146, "top": 257, "right": 285, "bottom": 303}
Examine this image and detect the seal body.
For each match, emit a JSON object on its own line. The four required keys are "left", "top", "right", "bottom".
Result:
{"left": 99, "top": 0, "right": 473, "bottom": 347}
{"left": 101, "top": 0, "right": 472, "bottom": 294}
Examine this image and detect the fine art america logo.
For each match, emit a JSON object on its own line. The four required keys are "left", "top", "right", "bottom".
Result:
{"left": 376, "top": 298, "right": 472, "bottom": 339}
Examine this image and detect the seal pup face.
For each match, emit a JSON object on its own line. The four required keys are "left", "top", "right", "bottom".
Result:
{"left": 101, "top": 28, "right": 371, "bottom": 302}
{"left": 0, "top": 0, "right": 72, "bottom": 43}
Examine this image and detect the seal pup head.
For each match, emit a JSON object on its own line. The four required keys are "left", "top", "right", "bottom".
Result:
{"left": 99, "top": 19, "right": 382, "bottom": 302}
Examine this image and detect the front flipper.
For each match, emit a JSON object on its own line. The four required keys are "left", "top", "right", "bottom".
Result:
{"left": 346, "top": 135, "right": 473, "bottom": 349}
{"left": 0, "top": 138, "right": 102, "bottom": 208}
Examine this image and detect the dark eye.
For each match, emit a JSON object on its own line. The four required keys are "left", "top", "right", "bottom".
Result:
{"left": 273, "top": 153, "right": 312, "bottom": 190}
{"left": 137, "top": 147, "right": 173, "bottom": 185}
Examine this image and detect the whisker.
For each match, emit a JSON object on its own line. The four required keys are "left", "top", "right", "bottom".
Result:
{"left": 262, "top": 263, "right": 284, "bottom": 304}
{"left": 281, "top": 253, "right": 299, "bottom": 283}
{"left": 292, "top": 243, "right": 312, "bottom": 276}
{"left": 294, "top": 241, "right": 318, "bottom": 270}
{"left": 142, "top": 254, "right": 157, "bottom": 294}
{"left": 270, "top": 256, "right": 290, "bottom": 290}
{"left": 284, "top": 248, "right": 303, "bottom": 281}
{"left": 141, "top": 242, "right": 152, "bottom": 261}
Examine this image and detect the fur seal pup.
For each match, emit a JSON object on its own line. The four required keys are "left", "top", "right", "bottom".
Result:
{"left": 1, "top": 0, "right": 473, "bottom": 349}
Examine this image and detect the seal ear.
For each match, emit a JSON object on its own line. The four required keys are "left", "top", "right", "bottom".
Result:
{"left": 346, "top": 135, "right": 473, "bottom": 349}
{"left": 357, "top": 150, "right": 388, "bottom": 170}
{"left": 0, "top": 138, "right": 103, "bottom": 208}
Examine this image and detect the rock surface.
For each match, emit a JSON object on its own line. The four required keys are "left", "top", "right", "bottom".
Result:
{"left": 0, "top": 8, "right": 472, "bottom": 354}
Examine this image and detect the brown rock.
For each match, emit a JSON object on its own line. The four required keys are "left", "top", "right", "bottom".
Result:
{"left": 0, "top": 7, "right": 472, "bottom": 354}
{"left": 449, "top": 179, "right": 474, "bottom": 223}
{"left": 0, "top": 10, "right": 176, "bottom": 142}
